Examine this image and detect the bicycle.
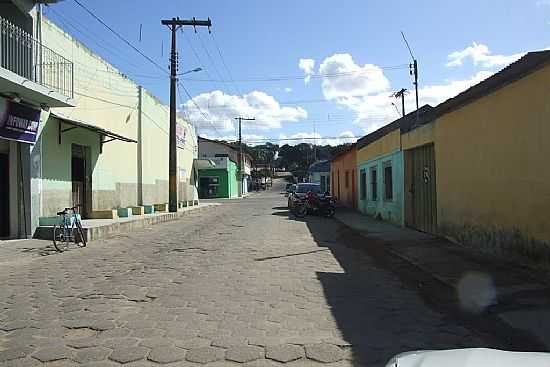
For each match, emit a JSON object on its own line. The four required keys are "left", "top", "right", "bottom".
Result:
{"left": 52, "top": 206, "right": 87, "bottom": 252}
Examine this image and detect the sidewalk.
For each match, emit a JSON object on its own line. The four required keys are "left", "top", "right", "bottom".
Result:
{"left": 333, "top": 208, "right": 550, "bottom": 350}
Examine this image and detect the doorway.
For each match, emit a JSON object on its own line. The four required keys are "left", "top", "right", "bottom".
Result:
{"left": 405, "top": 144, "right": 437, "bottom": 233}
{"left": 71, "top": 144, "right": 91, "bottom": 217}
{"left": 0, "top": 153, "right": 9, "bottom": 238}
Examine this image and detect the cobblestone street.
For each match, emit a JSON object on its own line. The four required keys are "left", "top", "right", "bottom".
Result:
{"left": 0, "top": 183, "right": 500, "bottom": 367}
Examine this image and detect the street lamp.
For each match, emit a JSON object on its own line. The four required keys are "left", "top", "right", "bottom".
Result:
{"left": 178, "top": 67, "right": 202, "bottom": 76}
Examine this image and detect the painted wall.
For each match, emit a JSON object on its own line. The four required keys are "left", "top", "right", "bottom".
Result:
{"left": 198, "top": 169, "right": 229, "bottom": 199}
{"left": 36, "top": 17, "right": 197, "bottom": 216}
{"left": 198, "top": 159, "right": 238, "bottom": 199}
{"left": 357, "top": 129, "right": 401, "bottom": 163}
{"left": 402, "top": 63, "right": 550, "bottom": 260}
{"left": 330, "top": 147, "right": 357, "bottom": 208}
{"left": 357, "top": 150, "right": 404, "bottom": 226}
{"left": 228, "top": 160, "right": 238, "bottom": 198}
{"left": 356, "top": 129, "right": 404, "bottom": 225}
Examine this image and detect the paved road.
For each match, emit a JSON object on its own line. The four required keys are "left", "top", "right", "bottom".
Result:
{"left": 0, "top": 181, "right": 498, "bottom": 366}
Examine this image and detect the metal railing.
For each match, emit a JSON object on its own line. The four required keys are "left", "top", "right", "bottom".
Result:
{"left": 0, "top": 16, "right": 73, "bottom": 99}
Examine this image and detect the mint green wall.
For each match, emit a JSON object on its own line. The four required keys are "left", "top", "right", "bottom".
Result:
{"left": 40, "top": 117, "right": 100, "bottom": 216}
{"left": 228, "top": 160, "right": 238, "bottom": 198}
{"left": 357, "top": 150, "right": 404, "bottom": 226}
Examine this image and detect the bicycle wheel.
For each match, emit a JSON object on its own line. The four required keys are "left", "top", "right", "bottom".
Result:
{"left": 53, "top": 224, "right": 68, "bottom": 252}
{"left": 74, "top": 221, "right": 87, "bottom": 247}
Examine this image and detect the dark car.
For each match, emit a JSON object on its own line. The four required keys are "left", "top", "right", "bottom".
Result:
{"left": 287, "top": 183, "right": 321, "bottom": 209}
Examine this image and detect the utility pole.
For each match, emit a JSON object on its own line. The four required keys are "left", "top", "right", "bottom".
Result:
{"left": 392, "top": 88, "right": 408, "bottom": 117}
{"left": 401, "top": 31, "right": 419, "bottom": 121}
{"left": 161, "top": 17, "right": 211, "bottom": 212}
{"left": 235, "top": 117, "right": 255, "bottom": 197}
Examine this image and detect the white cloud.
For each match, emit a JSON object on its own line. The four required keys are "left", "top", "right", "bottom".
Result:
{"left": 418, "top": 70, "right": 495, "bottom": 106}
{"left": 284, "top": 87, "right": 293, "bottom": 93}
{"left": 446, "top": 42, "right": 524, "bottom": 68}
{"left": 183, "top": 90, "right": 307, "bottom": 134}
{"left": 299, "top": 58, "right": 315, "bottom": 84}
{"left": 319, "top": 53, "right": 390, "bottom": 100}
{"left": 278, "top": 130, "right": 357, "bottom": 146}
{"left": 537, "top": 0, "right": 550, "bottom": 6}
{"left": 306, "top": 53, "right": 499, "bottom": 134}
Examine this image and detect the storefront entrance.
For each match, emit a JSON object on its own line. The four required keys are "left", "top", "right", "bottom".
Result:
{"left": 0, "top": 152, "right": 9, "bottom": 238}
{"left": 71, "top": 144, "right": 91, "bottom": 216}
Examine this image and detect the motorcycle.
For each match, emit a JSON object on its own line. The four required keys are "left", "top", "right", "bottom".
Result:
{"left": 293, "top": 191, "right": 336, "bottom": 218}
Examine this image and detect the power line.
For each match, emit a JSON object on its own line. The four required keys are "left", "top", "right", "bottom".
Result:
{"left": 107, "top": 64, "right": 409, "bottom": 82}
{"left": 71, "top": 0, "right": 216, "bottom": 133}
{"left": 72, "top": 0, "right": 167, "bottom": 75}
{"left": 243, "top": 136, "right": 361, "bottom": 143}
{"left": 210, "top": 32, "right": 243, "bottom": 96}
{"left": 179, "top": 66, "right": 409, "bottom": 83}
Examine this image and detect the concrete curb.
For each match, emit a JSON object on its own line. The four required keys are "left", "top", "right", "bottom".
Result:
{"left": 34, "top": 203, "right": 220, "bottom": 243}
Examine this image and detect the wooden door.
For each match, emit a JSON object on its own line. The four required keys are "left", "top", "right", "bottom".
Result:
{"left": 408, "top": 144, "right": 437, "bottom": 233}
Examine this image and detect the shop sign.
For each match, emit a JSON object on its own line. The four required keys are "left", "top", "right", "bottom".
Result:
{"left": 176, "top": 123, "right": 187, "bottom": 147}
{"left": 0, "top": 101, "right": 41, "bottom": 144}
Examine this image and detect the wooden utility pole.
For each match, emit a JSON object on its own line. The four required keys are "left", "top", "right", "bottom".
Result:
{"left": 161, "top": 17, "right": 211, "bottom": 212}
{"left": 393, "top": 88, "right": 408, "bottom": 117}
{"left": 235, "top": 117, "right": 255, "bottom": 196}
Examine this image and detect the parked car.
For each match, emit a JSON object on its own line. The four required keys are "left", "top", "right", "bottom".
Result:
{"left": 287, "top": 183, "right": 321, "bottom": 209}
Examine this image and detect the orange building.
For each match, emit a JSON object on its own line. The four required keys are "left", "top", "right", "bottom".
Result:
{"left": 330, "top": 144, "right": 357, "bottom": 209}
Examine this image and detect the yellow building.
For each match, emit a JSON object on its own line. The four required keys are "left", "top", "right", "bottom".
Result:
{"left": 402, "top": 50, "right": 550, "bottom": 263}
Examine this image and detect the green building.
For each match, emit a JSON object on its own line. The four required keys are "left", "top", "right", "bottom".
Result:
{"left": 198, "top": 157, "right": 238, "bottom": 199}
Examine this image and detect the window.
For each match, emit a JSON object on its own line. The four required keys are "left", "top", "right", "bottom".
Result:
{"left": 370, "top": 167, "right": 378, "bottom": 201}
{"left": 320, "top": 175, "right": 326, "bottom": 193}
{"left": 360, "top": 169, "right": 366, "bottom": 200}
{"left": 345, "top": 170, "right": 349, "bottom": 188}
{"left": 384, "top": 163, "right": 393, "bottom": 201}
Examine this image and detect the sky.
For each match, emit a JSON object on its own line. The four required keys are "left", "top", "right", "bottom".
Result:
{"left": 44, "top": 0, "right": 550, "bottom": 146}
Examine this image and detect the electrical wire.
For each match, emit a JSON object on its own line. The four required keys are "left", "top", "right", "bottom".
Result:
{"left": 71, "top": 0, "right": 217, "bottom": 134}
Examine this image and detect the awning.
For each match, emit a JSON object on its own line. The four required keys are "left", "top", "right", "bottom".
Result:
{"left": 51, "top": 112, "right": 137, "bottom": 152}
{"left": 193, "top": 158, "right": 216, "bottom": 170}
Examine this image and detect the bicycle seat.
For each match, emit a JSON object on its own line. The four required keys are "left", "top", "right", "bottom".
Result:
{"left": 57, "top": 211, "right": 66, "bottom": 215}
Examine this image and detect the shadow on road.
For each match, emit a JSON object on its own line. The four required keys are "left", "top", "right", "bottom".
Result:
{"left": 270, "top": 206, "right": 508, "bottom": 366}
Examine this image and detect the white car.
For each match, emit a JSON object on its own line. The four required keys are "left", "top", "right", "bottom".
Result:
{"left": 386, "top": 348, "right": 550, "bottom": 367}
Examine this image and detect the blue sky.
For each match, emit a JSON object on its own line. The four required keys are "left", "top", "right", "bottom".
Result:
{"left": 44, "top": 0, "right": 550, "bottom": 145}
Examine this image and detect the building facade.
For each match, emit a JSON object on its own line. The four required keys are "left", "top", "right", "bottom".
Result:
{"left": 0, "top": 2, "right": 199, "bottom": 239}
{"left": 355, "top": 107, "right": 433, "bottom": 226}
{"left": 401, "top": 51, "right": 550, "bottom": 263}
{"left": 308, "top": 160, "right": 330, "bottom": 193}
{"left": 197, "top": 157, "right": 238, "bottom": 199}
{"left": 330, "top": 145, "right": 357, "bottom": 208}
{"left": 198, "top": 137, "right": 252, "bottom": 196}
{"left": 0, "top": 1, "right": 76, "bottom": 238}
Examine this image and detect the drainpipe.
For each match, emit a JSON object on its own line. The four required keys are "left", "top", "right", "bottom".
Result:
{"left": 137, "top": 86, "right": 143, "bottom": 205}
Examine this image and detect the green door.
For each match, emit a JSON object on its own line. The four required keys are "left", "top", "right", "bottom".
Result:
{"left": 409, "top": 144, "right": 437, "bottom": 233}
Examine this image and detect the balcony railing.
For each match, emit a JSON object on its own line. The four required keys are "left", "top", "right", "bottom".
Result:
{"left": 0, "top": 16, "right": 73, "bottom": 99}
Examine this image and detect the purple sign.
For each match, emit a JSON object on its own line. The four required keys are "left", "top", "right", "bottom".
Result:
{"left": 0, "top": 101, "right": 41, "bottom": 144}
